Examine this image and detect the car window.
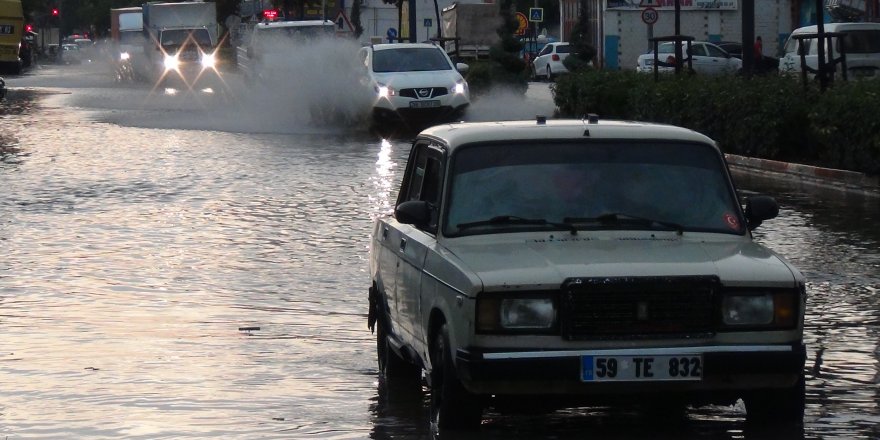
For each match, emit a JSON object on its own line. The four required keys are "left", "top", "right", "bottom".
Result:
{"left": 444, "top": 141, "right": 742, "bottom": 236}
{"left": 705, "top": 44, "right": 727, "bottom": 58}
{"left": 555, "top": 44, "right": 570, "bottom": 54}
{"left": 538, "top": 45, "right": 552, "bottom": 56}
{"left": 372, "top": 47, "right": 452, "bottom": 73}
{"left": 161, "top": 29, "right": 212, "bottom": 48}
{"left": 401, "top": 142, "right": 445, "bottom": 232}
{"left": 840, "top": 30, "right": 880, "bottom": 54}
{"left": 689, "top": 44, "right": 708, "bottom": 57}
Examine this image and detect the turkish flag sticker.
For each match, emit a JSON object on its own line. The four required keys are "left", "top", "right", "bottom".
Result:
{"left": 724, "top": 213, "right": 740, "bottom": 230}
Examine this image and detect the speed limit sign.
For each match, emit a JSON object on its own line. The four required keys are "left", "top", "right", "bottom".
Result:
{"left": 641, "top": 7, "right": 658, "bottom": 25}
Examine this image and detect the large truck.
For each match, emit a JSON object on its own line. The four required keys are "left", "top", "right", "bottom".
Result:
{"left": 141, "top": 1, "right": 220, "bottom": 87}
{"left": 111, "top": 7, "right": 144, "bottom": 80}
{"left": 439, "top": 3, "right": 501, "bottom": 60}
{"left": 0, "top": 0, "right": 23, "bottom": 74}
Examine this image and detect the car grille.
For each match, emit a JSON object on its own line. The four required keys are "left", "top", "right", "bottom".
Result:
{"left": 400, "top": 87, "right": 448, "bottom": 99}
{"left": 560, "top": 276, "right": 719, "bottom": 340}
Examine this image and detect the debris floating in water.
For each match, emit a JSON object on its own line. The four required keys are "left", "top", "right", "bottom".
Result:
{"left": 238, "top": 326, "right": 260, "bottom": 331}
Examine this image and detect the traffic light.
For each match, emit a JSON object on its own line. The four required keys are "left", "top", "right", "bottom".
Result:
{"left": 25, "top": 23, "right": 33, "bottom": 32}
{"left": 51, "top": 8, "right": 59, "bottom": 17}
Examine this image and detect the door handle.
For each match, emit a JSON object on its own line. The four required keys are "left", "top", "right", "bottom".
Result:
{"left": 399, "top": 238, "right": 407, "bottom": 252}
{"left": 382, "top": 226, "right": 389, "bottom": 241}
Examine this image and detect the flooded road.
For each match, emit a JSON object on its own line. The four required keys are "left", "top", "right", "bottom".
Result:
{"left": 1, "top": 63, "right": 878, "bottom": 440}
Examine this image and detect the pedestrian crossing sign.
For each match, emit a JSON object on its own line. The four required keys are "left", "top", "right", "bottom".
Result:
{"left": 529, "top": 7, "right": 543, "bottom": 22}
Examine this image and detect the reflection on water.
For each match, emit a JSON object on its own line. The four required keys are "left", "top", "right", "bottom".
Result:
{"left": 0, "top": 68, "right": 878, "bottom": 439}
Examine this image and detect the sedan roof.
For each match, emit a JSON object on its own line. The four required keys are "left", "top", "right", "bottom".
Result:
{"left": 419, "top": 119, "right": 717, "bottom": 151}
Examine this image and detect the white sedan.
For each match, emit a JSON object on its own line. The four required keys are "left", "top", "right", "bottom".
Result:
{"left": 637, "top": 41, "right": 742, "bottom": 75}
{"left": 532, "top": 42, "right": 571, "bottom": 81}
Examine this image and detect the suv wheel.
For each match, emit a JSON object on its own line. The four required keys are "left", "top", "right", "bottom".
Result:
{"left": 376, "top": 321, "right": 421, "bottom": 388}
{"left": 744, "top": 373, "right": 805, "bottom": 424}
{"left": 430, "top": 323, "right": 482, "bottom": 430}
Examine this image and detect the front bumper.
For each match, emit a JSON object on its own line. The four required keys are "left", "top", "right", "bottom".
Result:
{"left": 456, "top": 343, "right": 806, "bottom": 403}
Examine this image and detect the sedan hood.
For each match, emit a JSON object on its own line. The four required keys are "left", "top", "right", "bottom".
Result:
{"left": 443, "top": 234, "right": 798, "bottom": 290}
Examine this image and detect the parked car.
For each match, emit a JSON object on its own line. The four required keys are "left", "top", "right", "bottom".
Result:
{"left": 715, "top": 41, "right": 780, "bottom": 73}
{"left": 357, "top": 42, "right": 470, "bottom": 125}
{"left": 369, "top": 117, "right": 806, "bottom": 429}
{"left": 637, "top": 41, "right": 742, "bottom": 75}
{"left": 778, "top": 22, "right": 880, "bottom": 80}
{"left": 532, "top": 41, "right": 571, "bottom": 80}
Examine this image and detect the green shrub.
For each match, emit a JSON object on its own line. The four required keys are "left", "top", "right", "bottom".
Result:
{"left": 553, "top": 70, "right": 879, "bottom": 175}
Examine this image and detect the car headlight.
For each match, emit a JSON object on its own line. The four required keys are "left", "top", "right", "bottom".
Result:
{"left": 477, "top": 295, "right": 556, "bottom": 333}
{"left": 376, "top": 83, "right": 395, "bottom": 98}
{"left": 721, "top": 292, "right": 797, "bottom": 328}
{"left": 163, "top": 54, "right": 179, "bottom": 71}
{"left": 454, "top": 81, "right": 467, "bottom": 95}
{"left": 201, "top": 52, "right": 216, "bottom": 69}
{"left": 120, "top": 52, "right": 130, "bottom": 61}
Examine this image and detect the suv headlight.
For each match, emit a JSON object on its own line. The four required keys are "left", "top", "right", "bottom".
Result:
{"left": 454, "top": 81, "right": 466, "bottom": 95}
{"left": 477, "top": 295, "right": 556, "bottom": 333}
{"left": 376, "top": 83, "right": 395, "bottom": 98}
{"left": 721, "top": 292, "right": 797, "bottom": 328}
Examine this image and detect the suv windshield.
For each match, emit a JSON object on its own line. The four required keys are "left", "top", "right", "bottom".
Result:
{"left": 256, "top": 24, "right": 334, "bottom": 51}
{"left": 373, "top": 47, "right": 452, "bottom": 73}
{"left": 444, "top": 141, "right": 743, "bottom": 236}
{"left": 161, "top": 29, "right": 212, "bottom": 48}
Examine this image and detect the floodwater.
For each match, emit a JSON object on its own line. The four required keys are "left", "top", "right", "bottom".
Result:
{"left": 1, "top": 61, "right": 878, "bottom": 440}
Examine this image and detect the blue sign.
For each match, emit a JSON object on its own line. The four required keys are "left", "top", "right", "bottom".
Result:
{"left": 424, "top": 18, "right": 433, "bottom": 28}
{"left": 387, "top": 27, "right": 398, "bottom": 39}
{"left": 529, "top": 7, "right": 544, "bottom": 22}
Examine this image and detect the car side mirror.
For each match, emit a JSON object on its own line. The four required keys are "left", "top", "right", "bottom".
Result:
{"left": 745, "top": 195, "right": 779, "bottom": 230}
{"left": 395, "top": 200, "right": 430, "bottom": 225}
{"left": 456, "top": 62, "right": 469, "bottom": 73}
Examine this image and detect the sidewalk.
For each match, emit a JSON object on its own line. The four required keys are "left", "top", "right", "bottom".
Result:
{"left": 726, "top": 154, "right": 880, "bottom": 198}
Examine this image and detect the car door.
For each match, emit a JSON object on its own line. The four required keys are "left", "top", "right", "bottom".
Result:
{"left": 393, "top": 141, "right": 446, "bottom": 348}
{"left": 705, "top": 43, "right": 736, "bottom": 74}
{"left": 687, "top": 43, "right": 711, "bottom": 73}
{"left": 533, "top": 43, "right": 552, "bottom": 75}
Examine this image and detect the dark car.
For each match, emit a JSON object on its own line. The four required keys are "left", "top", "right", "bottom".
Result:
{"left": 716, "top": 41, "right": 779, "bottom": 73}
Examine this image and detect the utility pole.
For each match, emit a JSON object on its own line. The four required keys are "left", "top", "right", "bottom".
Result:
{"left": 816, "top": 0, "right": 828, "bottom": 90}
{"left": 742, "top": 0, "right": 754, "bottom": 76}
{"left": 674, "top": 0, "right": 681, "bottom": 74}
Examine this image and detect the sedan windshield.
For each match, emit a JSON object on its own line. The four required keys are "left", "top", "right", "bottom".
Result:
{"left": 373, "top": 48, "right": 452, "bottom": 73}
{"left": 444, "top": 141, "right": 744, "bottom": 237}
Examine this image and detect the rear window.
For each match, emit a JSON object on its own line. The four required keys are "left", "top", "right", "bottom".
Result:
{"left": 556, "top": 44, "right": 570, "bottom": 54}
{"left": 840, "top": 30, "right": 880, "bottom": 54}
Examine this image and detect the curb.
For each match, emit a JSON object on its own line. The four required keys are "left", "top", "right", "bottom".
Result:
{"left": 725, "top": 154, "right": 880, "bottom": 198}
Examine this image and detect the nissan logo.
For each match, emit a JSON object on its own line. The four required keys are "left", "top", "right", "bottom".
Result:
{"left": 418, "top": 88, "right": 431, "bottom": 98}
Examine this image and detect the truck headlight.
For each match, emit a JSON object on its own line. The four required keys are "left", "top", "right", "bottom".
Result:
{"left": 163, "top": 54, "right": 179, "bottom": 71}
{"left": 201, "top": 52, "right": 216, "bottom": 69}
{"left": 477, "top": 295, "right": 556, "bottom": 333}
{"left": 721, "top": 292, "right": 797, "bottom": 328}
{"left": 120, "top": 52, "right": 130, "bottom": 61}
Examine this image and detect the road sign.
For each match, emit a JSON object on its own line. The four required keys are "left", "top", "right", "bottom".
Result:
{"left": 387, "top": 27, "right": 397, "bottom": 40}
{"left": 515, "top": 12, "right": 528, "bottom": 35}
{"left": 641, "top": 7, "right": 658, "bottom": 25}
{"left": 529, "top": 7, "right": 543, "bottom": 22}
{"left": 335, "top": 10, "right": 354, "bottom": 33}
{"left": 424, "top": 18, "right": 432, "bottom": 28}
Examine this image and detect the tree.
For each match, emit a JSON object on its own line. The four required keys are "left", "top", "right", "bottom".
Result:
{"left": 350, "top": 0, "right": 364, "bottom": 38}
{"left": 563, "top": 0, "right": 597, "bottom": 72}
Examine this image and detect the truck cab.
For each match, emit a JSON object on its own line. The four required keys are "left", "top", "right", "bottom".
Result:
{"left": 0, "top": 0, "right": 24, "bottom": 74}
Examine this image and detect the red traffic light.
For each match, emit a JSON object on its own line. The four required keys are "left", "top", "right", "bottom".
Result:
{"left": 51, "top": 8, "right": 59, "bottom": 16}
{"left": 25, "top": 23, "right": 33, "bottom": 32}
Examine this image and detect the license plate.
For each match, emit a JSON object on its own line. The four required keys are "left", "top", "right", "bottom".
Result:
{"left": 581, "top": 354, "right": 702, "bottom": 382}
{"left": 410, "top": 100, "right": 440, "bottom": 109}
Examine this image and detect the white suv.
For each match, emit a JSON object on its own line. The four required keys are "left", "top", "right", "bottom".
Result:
{"left": 357, "top": 43, "right": 470, "bottom": 125}
{"left": 368, "top": 117, "right": 806, "bottom": 430}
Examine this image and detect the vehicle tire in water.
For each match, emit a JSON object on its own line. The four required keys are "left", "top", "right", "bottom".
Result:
{"left": 430, "top": 323, "right": 482, "bottom": 430}
{"left": 743, "top": 373, "right": 805, "bottom": 424}
{"left": 376, "top": 321, "right": 421, "bottom": 388}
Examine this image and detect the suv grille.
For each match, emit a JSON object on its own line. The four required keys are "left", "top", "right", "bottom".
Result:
{"left": 400, "top": 87, "right": 448, "bottom": 99}
{"left": 560, "top": 276, "right": 719, "bottom": 340}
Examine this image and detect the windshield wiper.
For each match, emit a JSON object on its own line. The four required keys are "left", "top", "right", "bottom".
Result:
{"left": 457, "top": 215, "right": 578, "bottom": 235}
{"left": 565, "top": 213, "right": 684, "bottom": 235}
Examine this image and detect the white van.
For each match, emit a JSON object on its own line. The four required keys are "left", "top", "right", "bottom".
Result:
{"left": 779, "top": 22, "right": 880, "bottom": 79}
